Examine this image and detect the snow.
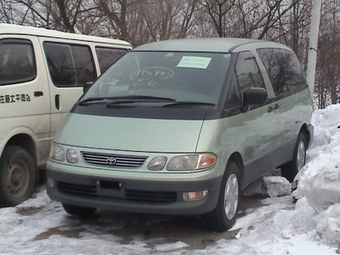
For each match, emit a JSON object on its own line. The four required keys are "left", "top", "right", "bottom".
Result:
{"left": 1, "top": 104, "right": 340, "bottom": 254}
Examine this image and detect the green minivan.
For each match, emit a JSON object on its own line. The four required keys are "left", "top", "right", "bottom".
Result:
{"left": 46, "top": 38, "right": 313, "bottom": 232}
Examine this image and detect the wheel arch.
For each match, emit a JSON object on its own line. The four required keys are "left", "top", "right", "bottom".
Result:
{"left": 299, "top": 124, "right": 311, "bottom": 149}
{"left": 5, "top": 134, "right": 37, "bottom": 164}
{"left": 1, "top": 127, "right": 38, "bottom": 166}
{"left": 227, "top": 152, "right": 244, "bottom": 183}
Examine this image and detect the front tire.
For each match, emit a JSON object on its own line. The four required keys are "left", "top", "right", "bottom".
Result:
{"left": 0, "top": 146, "right": 37, "bottom": 206}
{"left": 200, "top": 161, "right": 240, "bottom": 232}
{"left": 281, "top": 133, "right": 307, "bottom": 182}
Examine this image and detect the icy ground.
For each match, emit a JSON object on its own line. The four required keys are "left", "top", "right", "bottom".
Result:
{"left": 1, "top": 104, "right": 340, "bottom": 254}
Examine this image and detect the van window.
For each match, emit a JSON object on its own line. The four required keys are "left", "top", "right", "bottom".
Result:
{"left": 225, "top": 77, "right": 242, "bottom": 109}
{"left": 235, "top": 53, "right": 266, "bottom": 96}
{"left": 0, "top": 39, "right": 36, "bottom": 86}
{"left": 95, "top": 47, "right": 127, "bottom": 73}
{"left": 257, "top": 48, "right": 308, "bottom": 97}
{"left": 43, "top": 42, "right": 96, "bottom": 87}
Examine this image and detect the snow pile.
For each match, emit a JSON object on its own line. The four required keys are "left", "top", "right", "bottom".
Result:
{"left": 293, "top": 104, "right": 340, "bottom": 245}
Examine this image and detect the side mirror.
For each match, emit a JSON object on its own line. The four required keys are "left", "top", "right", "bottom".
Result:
{"left": 243, "top": 87, "right": 267, "bottom": 106}
{"left": 83, "top": 81, "right": 93, "bottom": 94}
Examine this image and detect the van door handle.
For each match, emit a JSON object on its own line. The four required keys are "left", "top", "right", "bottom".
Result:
{"left": 268, "top": 104, "right": 280, "bottom": 113}
{"left": 34, "top": 91, "right": 43, "bottom": 97}
{"left": 55, "top": 94, "right": 60, "bottom": 110}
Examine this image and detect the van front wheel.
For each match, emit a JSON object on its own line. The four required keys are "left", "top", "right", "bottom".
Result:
{"left": 200, "top": 161, "right": 240, "bottom": 232}
{"left": 0, "top": 146, "right": 37, "bottom": 206}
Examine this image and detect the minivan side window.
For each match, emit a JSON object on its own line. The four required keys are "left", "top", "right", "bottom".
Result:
{"left": 95, "top": 47, "right": 127, "bottom": 73}
{"left": 225, "top": 77, "right": 242, "bottom": 109}
{"left": 257, "top": 48, "right": 308, "bottom": 98}
{"left": 43, "top": 42, "right": 96, "bottom": 87}
{"left": 235, "top": 53, "right": 266, "bottom": 97}
{"left": 0, "top": 39, "right": 36, "bottom": 86}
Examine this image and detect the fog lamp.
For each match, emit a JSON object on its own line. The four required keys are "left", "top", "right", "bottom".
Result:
{"left": 182, "top": 190, "right": 208, "bottom": 201}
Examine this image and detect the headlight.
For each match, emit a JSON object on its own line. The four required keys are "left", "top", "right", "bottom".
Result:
{"left": 50, "top": 143, "right": 65, "bottom": 162}
{"left": 167, "top": 154, "right": 217, "bottom": 171}
{"left": 148, "top": 156, "right": 167, "bottom": 170}
{"left": 66, "top": 149, "right": 78, "bottom": 164}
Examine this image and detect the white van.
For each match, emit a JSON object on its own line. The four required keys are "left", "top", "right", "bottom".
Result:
{"left": 0, "top": 24, "right": 132, "bottom": 206}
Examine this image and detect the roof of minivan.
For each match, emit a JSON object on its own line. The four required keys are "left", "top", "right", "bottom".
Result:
{"left": 134, "top": 38, "right": 290, "bottom": 53}
{"left": 0, "top": 23, "right": 131, "bottom": 47}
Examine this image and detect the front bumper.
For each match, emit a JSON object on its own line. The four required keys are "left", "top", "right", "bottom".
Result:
{"left": 46, "top": 167, "right": 222, "bottom": 215}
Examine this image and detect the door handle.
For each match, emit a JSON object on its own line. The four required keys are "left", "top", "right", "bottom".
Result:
{"left": 268, "top": 104, "right": 280, "bottom": 113}
{"left": 34, "top": 91, "right": 43, "bottom": 97}
{"left": 55, "top": 94, "right": 60, "bottom": 110}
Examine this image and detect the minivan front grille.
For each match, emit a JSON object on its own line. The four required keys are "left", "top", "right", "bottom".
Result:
{"left": 82, "top": 151, "right": 147, "bottom": 168}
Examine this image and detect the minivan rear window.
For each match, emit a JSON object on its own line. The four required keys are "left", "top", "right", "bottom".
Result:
{"left": 0, "top": 39, "right": 36, "bottom": 86}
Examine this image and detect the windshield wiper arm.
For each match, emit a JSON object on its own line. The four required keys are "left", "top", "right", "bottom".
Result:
{"left": 78, "top": 95, "right": 176, "bottom": 106}
{"left": 163, "top": 101, "right": 216, "bottom": 107}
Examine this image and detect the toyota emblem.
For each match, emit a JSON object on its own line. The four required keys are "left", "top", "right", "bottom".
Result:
{"left": 107, "top": 157, "right": 117, "bottom": 165}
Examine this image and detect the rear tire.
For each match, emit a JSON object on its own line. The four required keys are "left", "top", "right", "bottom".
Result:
{"left": 0, "top": 146, "right": 37, "bottom": 206}
{"left": 62, "top": 203, "right": 96, "bottom": 217}
{"left": 200, "top": 160, "right": 240, "bottom": 232}
{"left": 281, "top": 133, "right": 307, "bottom": 182}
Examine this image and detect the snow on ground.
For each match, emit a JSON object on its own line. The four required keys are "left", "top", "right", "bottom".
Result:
{"left": 1, "top": 104, "right": 340, "bottom": 254}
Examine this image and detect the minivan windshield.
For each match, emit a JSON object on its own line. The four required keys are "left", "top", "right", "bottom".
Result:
{"left": 81, "top": 51, "right": 231, "bottom": 106}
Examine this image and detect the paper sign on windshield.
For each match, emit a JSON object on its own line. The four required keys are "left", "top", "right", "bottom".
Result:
{"left": 177, "top": 56, "right": 212, "bottom": 69}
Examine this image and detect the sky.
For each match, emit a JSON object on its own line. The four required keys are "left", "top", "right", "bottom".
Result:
{"left": 0, "top": 104, "right": 340, "bottom": 255}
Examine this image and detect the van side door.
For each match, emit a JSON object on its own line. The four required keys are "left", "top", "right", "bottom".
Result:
{"left": 256, "top": 48, "right": 303, "bottom": 167}
{"left": 41, "top": 40, "right": 97, "bottom": 139}
{"left": 224, "top": 51, "right": 275, "bottom": 186}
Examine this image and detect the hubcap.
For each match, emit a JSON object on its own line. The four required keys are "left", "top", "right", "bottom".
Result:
{"left": 296, "top": 140, "right": 306, "bottom": 171}
{"left": 6, "top": 160, "right": 29, "bottom": 198}
{"left": 224, "top": 173, "right": 239, "bottom": 220}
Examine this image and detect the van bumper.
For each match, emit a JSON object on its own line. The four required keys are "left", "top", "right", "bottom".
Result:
{"left": 46, "top": 168, "right": 222, "bottom": 215}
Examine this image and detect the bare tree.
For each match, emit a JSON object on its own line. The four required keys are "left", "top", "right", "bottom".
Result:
{"left": 0, "top": 0, "right": 15, "bottom": 23}
{"left": 1, "top": 0, "right": 340, "bottom": 109}
{"left": 140, "top": 0, "right": 198, "bottom": 42}
{"left": 199, "top": 0, "right": 237, "bottom": 37}
{"left": 95, "top": 0, "right": 132, "bottom": 40}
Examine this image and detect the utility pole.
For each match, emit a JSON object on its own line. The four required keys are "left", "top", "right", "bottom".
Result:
{"left": 306, "top": 0, "right": 322, "bottom": 95}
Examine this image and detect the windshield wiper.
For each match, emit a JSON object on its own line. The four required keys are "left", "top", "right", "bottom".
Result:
{"left": 163, "top": 101, "right": 216, "bottom": 107}
{"left": 78, "top": 97, "right": 109, "bottom": 105}
{"left": 106, "top": 96, "right": 177, "bottom": 108}
{"left": 78, "top": 95, "right": 175, "bottom": 106}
